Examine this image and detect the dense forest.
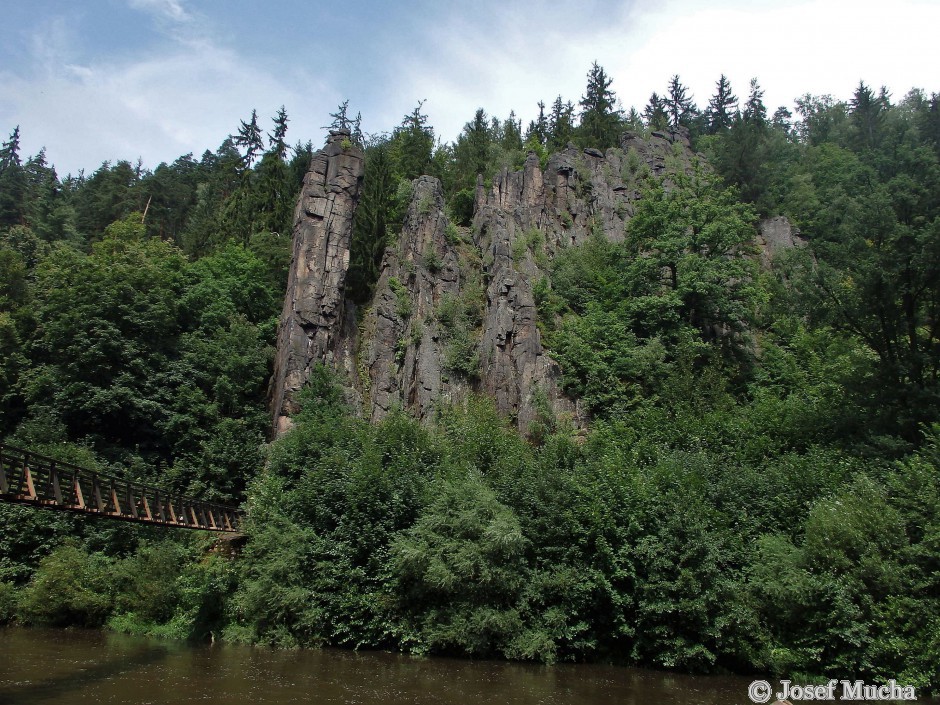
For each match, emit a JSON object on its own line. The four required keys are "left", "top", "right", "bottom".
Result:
{"left": 1, "top": 65, "right": 940, "bottom": 690}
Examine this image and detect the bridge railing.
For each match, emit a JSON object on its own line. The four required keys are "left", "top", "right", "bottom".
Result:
{"left": 0, "top": 444, "right": 244, "bottom": 533}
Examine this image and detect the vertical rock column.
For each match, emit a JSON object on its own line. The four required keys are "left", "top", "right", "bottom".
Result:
{"left": 269, "top": 130, "right": 364, "bottom": 437}
{"left": 474, "top": 154, "right": 580, "bottom": 432}
{"left": 357, "top": 176, "right": 469, "bottom": 424}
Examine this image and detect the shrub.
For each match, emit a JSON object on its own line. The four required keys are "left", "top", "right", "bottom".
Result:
{"left": 0, "top": 581, "right": 16, "bottom": 624}
{"left": 18, "top": 544, "right": 114, "bottom": 627}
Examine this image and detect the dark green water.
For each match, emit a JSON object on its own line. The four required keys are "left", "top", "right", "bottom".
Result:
{"left": 0, "top": 626, "right": 762, "bottom": 704}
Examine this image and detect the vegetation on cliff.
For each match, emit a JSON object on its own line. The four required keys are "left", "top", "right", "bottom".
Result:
{"left": 1, "top": 67, "right": 939, "bottom": 689}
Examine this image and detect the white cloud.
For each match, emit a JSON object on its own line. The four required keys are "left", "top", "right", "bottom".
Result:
{"left": 3, "top": 0, "right": 938, "bottom": 175}
{"left": 393, "top": 0, "right": 940, "bottom": 142}
{"left": 128, "top": 0, "right": 191, "bottom": 23}
{"left": 2, "top": 34, "right": 335, "bottom": 176}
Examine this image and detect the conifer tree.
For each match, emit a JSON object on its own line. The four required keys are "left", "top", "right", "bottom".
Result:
{"left": 742, "top": 78, "right": 767, "bottom": 126}
{"left": 547, "top": 95, "right": 575, "bottom": 151}
{"left": 501, "top": 111, "right": 523, "bottom": 152}
{"left": 772, "top": 106, "right": 793, "bottom": 134}
{"left": 578, "top": 62, "right": 622, "bottom": 149}
{"left": 525, "top": 101, "right": 549, "bottom": 146}
{"left": 643, "top": 93, "right": 669, "bottom": 131}
{"left": 454, "top": 108, "right": 490, "bottom": 190}
{"left": 393, "top": 101, "right": 434, "bottom": 180}
{"left": 268, "top": 106, "right": 289, "bottom": 160}
{"left": 348, "top": 138, "right": 394, "bottom": 302}
{"left": 0, "top": 127, "right": 27, "bottom": 228}
{"left": 849, "top": 81, "right": 888, "bottom": 150}
{"left": 705, "top": 74, "right": 738, "bottom": 134}
{"left": 234, "top": 110, "right": 264, "bottom": 169}
{"left": 665, "top": 74, "right": 695, "bottom": 130}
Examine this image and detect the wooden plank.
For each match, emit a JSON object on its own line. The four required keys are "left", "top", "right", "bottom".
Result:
{"left": 126, "top": 484, "right": 138, "bottom": 519}
{"left": 50, "top": 463, "right": 63, "bottom": 505}
{"left": 111, "top": 482, "right": 123, "bottom": 516}
{"left": 92, "top": 475, "right": 104, "bottom": 512}
{"left": 24, "top": 464, "right": 37, "bottom": 500}
{"left": 0, "top": 445, "right": 245, "bottom": 534}
{"left": 155, "top": 490, "right": 166, "bottom": 523}
{"left": 73, "top": 473, "right": 86, "bottom": 509}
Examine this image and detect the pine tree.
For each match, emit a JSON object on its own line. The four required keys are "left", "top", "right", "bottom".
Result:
{"left": 234, "top": 110, "right": 264, "bottom": 169}
{"left": 624, "top": 107, "right": 644, "bottom": 131}
{"left": 772, "top": 106, "right": 793, "bottom": 134}
{"left": 578, "top": 62, "right": 622, "bottom": 149}
{"left": 548, "top": 95, "right": 575, "bottom": 151}
{"left": 742, "top": 78, "right": 767, "bottom": 126}
{"left": 454, "top": 108, "right": 491, "bottom": 191}
{"left": 348, "top": 139, "right": 394, "bottom": 302}
{"left": 705, "top": 74, "right": 738, "bottom": 134}
{"left": 921, "top": 92, "right": 940, "bottom": 158}
{"left": 501, "top": 111, "right": 523, "bottom": 152}
{"left": 643, "top": 93, "right": 669, "bottom": 131}
{"left": 325, "top": 100, "right": 352, "bottom": 131}
{"left": 665, "top": 74, "right": 695, "bottom": 130}
{"left": 718, "top": 79, "right": 770, "bottom": 206}
{"left": 525, "top": 101, "right": 549, "bottom": 146}
{"left": 0, "top": 127, "right": 27, "bottom": 228}
{"left": 351, "top": 112, "right": 363, "bottom": 145}
{"left": 268, "top": 106, "right": 289, "bottom": 160}
{"left": 393, "top": 101, "right": 434, "bottom": 180}
{"left": 849, "top": 81, "right": 888, "bottom": 150}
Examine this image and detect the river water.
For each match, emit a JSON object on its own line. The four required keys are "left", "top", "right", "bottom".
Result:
{"left": 0, "top": 626, "right": 800, "bottom": 704}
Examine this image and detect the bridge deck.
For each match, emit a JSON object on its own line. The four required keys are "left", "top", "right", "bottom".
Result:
{"left": 0, "top": 444, "right": 244, "bottom": 533}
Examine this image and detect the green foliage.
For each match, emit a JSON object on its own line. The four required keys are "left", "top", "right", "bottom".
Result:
{"left": 0, "top": 581, "right": 16, "bottom": 624}
{"left": 422, "top": 246, "right": 443, "bottom": 273}
{"left": 4, "top": 79, "right": 940, "bottom": 692}
{"left": 393, "top": 474, "right": 528, "bottom": 656}
{"left": 449, "top": 189, "right": 475, "bottom": 226}
{"left": 388, "top": 276, "right": 412, "bottom": 319}
{"left": 542, "top": 170, "right": 760, "bottom": 415}
{"left": 444, "top": 327, "right": 480, "bottom": 379}
{"left": 18, "top": 543, "right": 114, "bottom": 627}
{"left": 349, "top": 139, "right": 396, "bottom": 303}
{"left": 577, "top": 62, "right": 622, "bottom": 150}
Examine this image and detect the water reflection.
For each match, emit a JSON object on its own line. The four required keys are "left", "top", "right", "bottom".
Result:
{"left": 0, "top": 627, "right": 754, "bottom": 704}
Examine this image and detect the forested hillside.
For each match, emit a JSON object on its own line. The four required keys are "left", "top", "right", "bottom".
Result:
{"left": 1, "top": 67, "right": 939, "bottom": 689}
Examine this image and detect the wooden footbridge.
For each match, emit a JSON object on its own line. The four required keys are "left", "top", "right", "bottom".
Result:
{"left": 0, "top": 444, "right": 244, "bottom": 533}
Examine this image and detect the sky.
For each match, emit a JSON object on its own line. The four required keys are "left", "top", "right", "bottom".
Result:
{"left": 1, "top": 0, "right": 938, "bottom": 177}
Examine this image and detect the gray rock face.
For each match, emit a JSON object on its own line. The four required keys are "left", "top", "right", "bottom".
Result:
{"left": 348, "top": 176, "right": 472, "bottom": 423}
{"left": 269, "top": 130, "right": 364, "bottom": 437}
{"left": 757, "top": 215, "right": 806, "bottom": 267}
{"left": 470, "top": 132, "right": 693, "bottom": 431}
{"left": 270, "top": 129, "right": 703, "bottom": 436}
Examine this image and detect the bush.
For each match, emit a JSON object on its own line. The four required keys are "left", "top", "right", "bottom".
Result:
{"left": 0, "top": 581, "right": 16, "bottom": 624}
{"left": 392, "top": 474, "right": 528, "bottom": 657}
{"left": 449, "top": 189, "right": 475, "bottom": 226}
{"left": 18, "top": 544, "right": 114, "bottom": 627}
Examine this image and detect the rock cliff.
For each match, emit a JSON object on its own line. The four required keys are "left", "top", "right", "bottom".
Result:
{"left": 344, "top": 176, "right": 475, "bottom": 424}
{"left": 271, "top": 127, "right": 761, "bottom": 436}
{"left": 269, "top": 129, "right": 364, "bottom": 436}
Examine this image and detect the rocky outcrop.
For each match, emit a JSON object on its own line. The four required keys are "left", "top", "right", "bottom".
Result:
{"left": 757, "top": 215, "right": 807, "bottom": 267}
{"left": 347, "top": 176, "right": 473, "bottom": 423}
{"left": 470, "top": 129, "right": 695, "bottom": 430}
{"left": 269, "top": 130, "right": 364, "bottom": 437}
{"left": 271, "top": 128, "right": 704, "bottom": 436}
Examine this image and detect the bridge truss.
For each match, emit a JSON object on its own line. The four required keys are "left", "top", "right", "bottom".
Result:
{"left": 0, "top": 444, "right": 244, "bottom": 533}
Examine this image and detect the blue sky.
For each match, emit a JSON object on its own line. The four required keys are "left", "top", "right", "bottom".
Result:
{"left": 2, "top": 0, "right": 939, "bottom": 176}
